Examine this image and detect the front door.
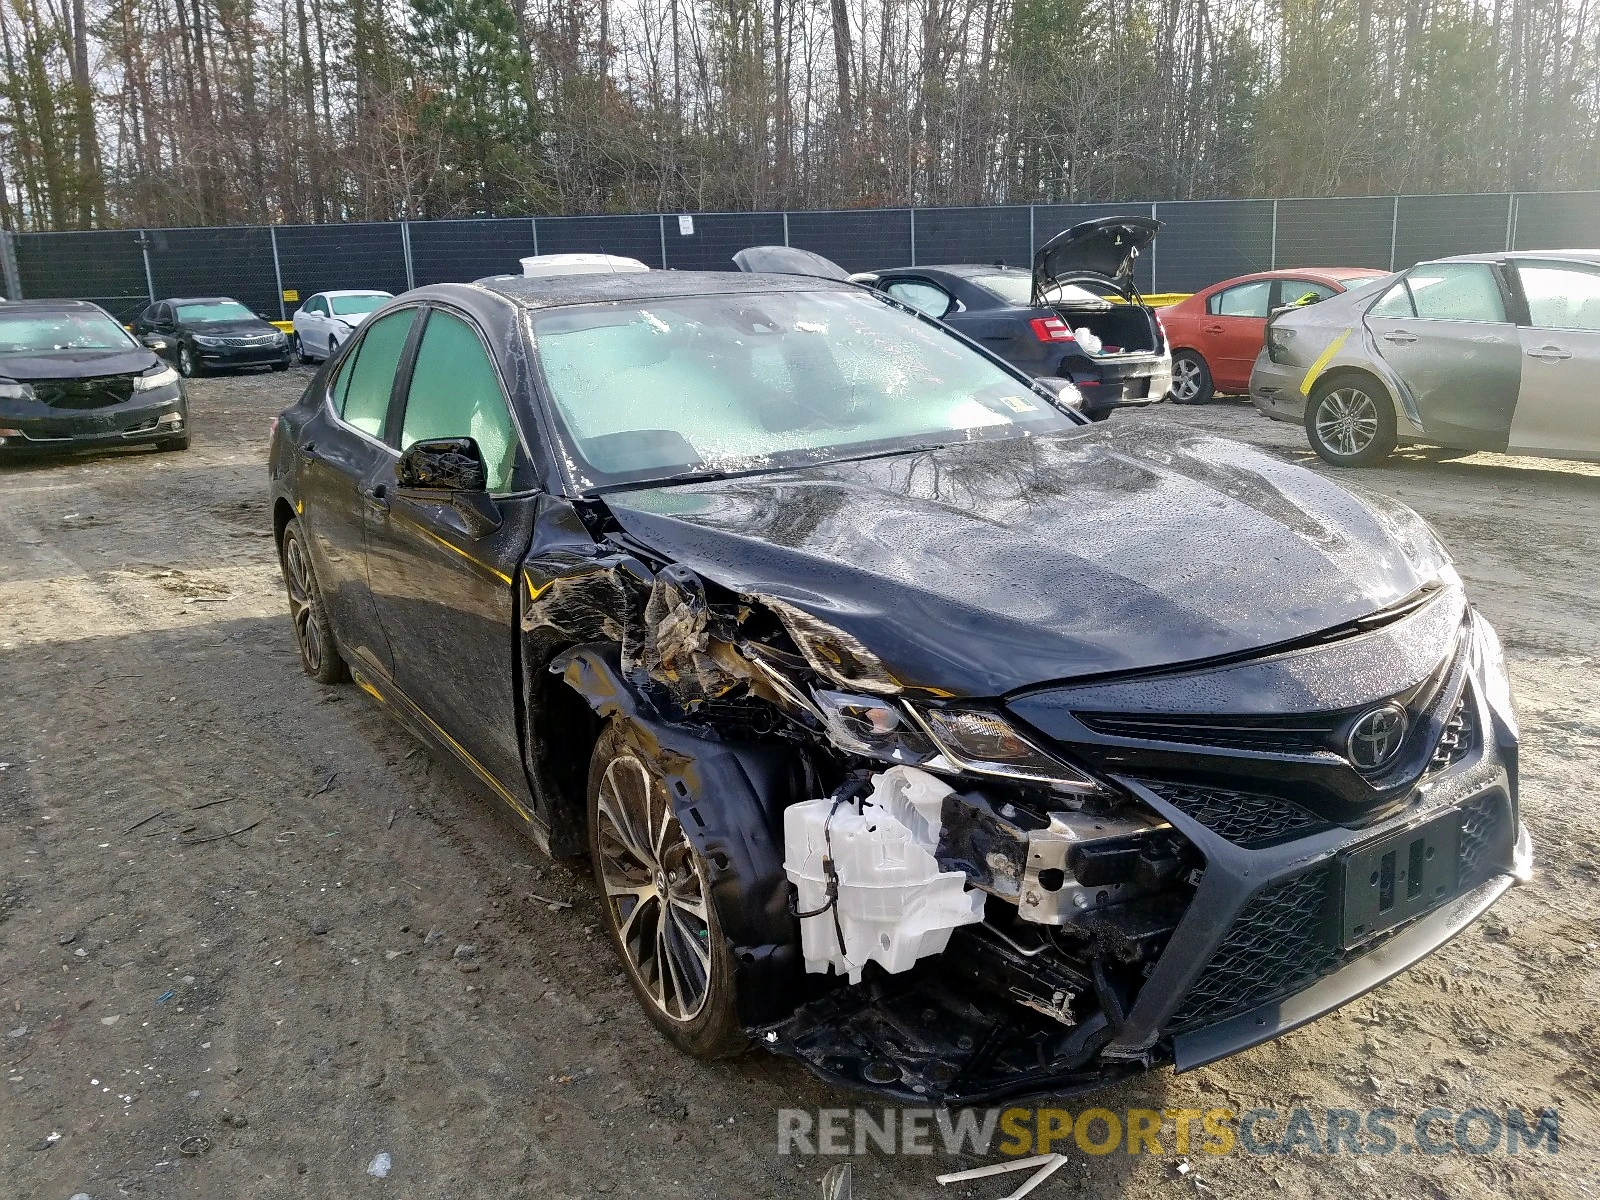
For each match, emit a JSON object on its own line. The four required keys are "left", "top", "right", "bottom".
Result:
{"left": 1507, "top": 259, "right": 1600, "bottom": 460}
{"left": 294, "top": 305, "right": 420, "bottom": 681}
{"left": 1200, "top": 279, "right": 1272, "bottom": 389}
{"left": 1363, "top": 262, "right": 1523, "bottom": 449}
{"left": 362, "top": 305, "right": 534, "bottom": 799}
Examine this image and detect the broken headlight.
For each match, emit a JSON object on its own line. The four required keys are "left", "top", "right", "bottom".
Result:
{"left": 910, "top": 705, "right": 1098, "bottom": 793}
{"left": 812, "top": 690, "right": 935, "bottom": 764}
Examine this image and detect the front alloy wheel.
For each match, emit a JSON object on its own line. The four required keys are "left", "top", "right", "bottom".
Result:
{"left": 279, "top": 518, "right": 348, "bottom": 684}
{"left": 1306, "top": 377, "right": 1396, "bottom": 466}
{"left": 588, "top": 726, "right": 744, "bottom": 1057}
{"left": 178, "top": 345, "right": 200, "bottom": 378}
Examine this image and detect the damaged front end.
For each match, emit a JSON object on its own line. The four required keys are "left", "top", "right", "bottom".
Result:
{"left": 532, "top": 493, "right": 1528, "bottom": 1104}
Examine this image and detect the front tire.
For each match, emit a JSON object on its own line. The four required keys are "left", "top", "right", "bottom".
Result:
{"left": 157, "top": 432, "right": 191, "bottom": 452}
{"left": 1305, "top": 375, "right": 1396, "bottom": 466}
{"left": 1169, "top": 349, "right": 1214, "bottom": 404}
{"left": 178, "top": 345, "right": 203, "bottom": 378}
{"left": 588, "top": 723, "right": 745, "bottom": 1059}
{"left": 293, "top": 333, "right": 313, "bottom": 366}
{"left": 279, "top": 517, "right": 349, "bottom": 685}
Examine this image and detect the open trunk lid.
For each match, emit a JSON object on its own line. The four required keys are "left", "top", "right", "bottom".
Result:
{"left": 1032, "top": 216, "right": 1161, "bottom": 303}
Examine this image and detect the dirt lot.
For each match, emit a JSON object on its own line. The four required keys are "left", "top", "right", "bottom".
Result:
{"left": 2, "top": 373, "right": 1597, "bottom": 1200}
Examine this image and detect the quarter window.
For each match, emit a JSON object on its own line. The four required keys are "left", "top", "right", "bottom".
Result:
{"left": 1208, "top": 280, "right": 1273, "bottom": 318}
{"left": 1404, "top": 263, "right": 1506, "bottom": 323}
{"left": 884, "top": 280, "right": 954, "bottom": 319}
{"left": 1516, "top": 262, "right": 1600, "bottom": 332}
{"left": 334, "top": 308, "right": 414, "bottom": 439}
{"left": 1369, "top": 280, "right": 1414, "bottom": 318}
{"left": 399, "top": 311, "right": 519, "bottom": 492}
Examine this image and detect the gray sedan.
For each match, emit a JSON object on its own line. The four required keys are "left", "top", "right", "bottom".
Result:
{"left": 1250, "top": 250, "right": 1600, "bottom": 465}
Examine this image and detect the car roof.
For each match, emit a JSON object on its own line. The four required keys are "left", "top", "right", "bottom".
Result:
{"left": 0, "top": 299, "right": 110, "bottom": 314}
{"left": 1196, "top": 267, "right": 1386, "bottom": 290}
{"left": 1434, "top": 249, "right": 1600, "bottom": 266}
{"left": 468, "top": 269, "right": 854, "bottom": 310}
{"left": 165, "top": 296, "right": 242, "bottom": 305}
{"left": 322, "top": 289, "right": 392, "bottom": 297}
{"left": 880, "top": 264, "right": 1027, "bottom": 278}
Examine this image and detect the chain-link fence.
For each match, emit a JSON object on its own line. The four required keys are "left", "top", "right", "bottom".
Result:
{"left": 4, "top": 192, "right": 1596, "bottom": 321}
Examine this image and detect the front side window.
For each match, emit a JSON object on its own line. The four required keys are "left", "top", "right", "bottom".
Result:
{"left": 307, "top": 297, "right": 326, "bottom": 316}
{"left": 1405, "top": 263, "right": 1506, "bottom": 323}
{"left": 1516, "top": 262, "right": 1600, "bottom": 332}
{"left": 533, "top": 289, "right": 1077, "bottom": 489}
{"left": 176, "top": 300, "right": 256, "bottom": 323}
{"left": 400, "top": 311, "right": 519, "bottom": 492}
{"left": 884, "top": 280, "right": 954, "bottom": 319}
{"left": 1208, "top": 280, "right": 1272, "bottom": 317}
{"left": 333, "top": 308, "right": 415, "bottom": 440}
{"left": 0, "top": 309, "right": 135, "bottom": 355}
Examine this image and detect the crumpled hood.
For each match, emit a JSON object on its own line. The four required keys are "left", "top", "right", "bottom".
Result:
{"left": 602, "top": 423, "right": 1454, "bottom": 697}
{"left": 0, "top": 347, "right": 162, "bottom": 380}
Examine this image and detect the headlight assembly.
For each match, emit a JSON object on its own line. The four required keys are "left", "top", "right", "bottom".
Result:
{"left": 193, "top": 335, "right": 223, "bottom": 347}
{"left": 812, "top": 690, "right": 934, "bottom": 765}
{"left": 0, "top": 381, "right": 34, "bottom": 401}
{"left": 909, "top": 704, "right": 1098, "bottom": 793}
{"left": 134, "top": 366, "right": 180, "bottom": 391}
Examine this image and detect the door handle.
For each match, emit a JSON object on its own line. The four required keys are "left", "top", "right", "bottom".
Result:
{"left": 1382, "top": 331, "right": 1418, "bottom": 344}
{"left": 1527, "top": 345, "right": 1571, "bottom": 362}
{"left": 1201, "top": 323, "right": 1224, "bottom": 334}
{"left": 362, "top": 483, "right": 389, "bottom": 512}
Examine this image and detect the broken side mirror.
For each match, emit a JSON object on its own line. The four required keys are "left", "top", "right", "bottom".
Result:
{"left": 395, "top": 436, "right": 502, "bottom": 537}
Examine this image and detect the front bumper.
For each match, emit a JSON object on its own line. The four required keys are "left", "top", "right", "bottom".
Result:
{"left": 1249, "top": 357, "right": 1308, "bottom": 422}
{"left": 0, "top": 386, "right": 187, "bottom": 452}
{"left": 192, "top": 342, "right": 290, "bottom": 369}
{"left": 1174, "top": 822, "right": 1530, "bottom": 1070}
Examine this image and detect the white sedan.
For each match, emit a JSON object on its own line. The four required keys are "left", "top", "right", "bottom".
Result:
{"left": 290, "top": 290, "right": 393, "bottom": 364}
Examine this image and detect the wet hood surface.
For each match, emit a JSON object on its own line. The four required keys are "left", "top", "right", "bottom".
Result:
{"left": 602, "top": 423, "right": 1453, "bottom": 697}
{"left": 182, "top": 319, "right": 280, "bottom": 337}
{"left": 0, "top": 347, "right": 161, "bottom": 380}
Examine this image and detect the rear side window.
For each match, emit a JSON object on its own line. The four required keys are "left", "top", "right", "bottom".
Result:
{"left": 1517, "top": 262, "right": 1600, "bottom": 332}
{"left": 1405, "top": 263, "right": 1506, "bottom": 323}
{"left": 333, "top": 308, "right": 414, "bottom": 439}
{"left": 1369, "top": 280, "right": 1414, "bottom": 318}
{"left": 1208, "top": 281, "right": 1272, "bottom": 317}
{"left": 1278, "top": 280, "right": 1338, "bottom": 307}
{"left": 400, "top": 311, "right": 519, "bottom": 492}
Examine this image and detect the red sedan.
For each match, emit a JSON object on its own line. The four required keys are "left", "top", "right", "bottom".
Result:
{"left": 1160, "top": 268, "right": 1386, "bottom": 404}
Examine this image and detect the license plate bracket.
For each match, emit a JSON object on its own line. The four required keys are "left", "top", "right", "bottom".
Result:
{"left": 1339, "top": 811, "right": 1462, "bottom": 949}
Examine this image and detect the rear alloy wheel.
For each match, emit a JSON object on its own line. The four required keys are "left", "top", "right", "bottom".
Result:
{"left": 279, "top": 517, "right": 349, "bottom": 684}
{"left": 588, "top": 724, "right": 744, "bottom": 1058}
{"left": 1169, "top": 349, "right": 1214, "bottom": 404}
{"left": 1306, "top": 376, "right": 1396, "bottom": 467}
{"left": 178, "top": 345, "right": 202, "bottom": 378}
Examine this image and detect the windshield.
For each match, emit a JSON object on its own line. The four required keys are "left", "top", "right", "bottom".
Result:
{"left": 330, "top": 294, "right": 390, "bottom": 316}
{"left": 176, "top": 300, "right": 255, "bottom": 323}
{"left": 532, "top": 289, "right": 1079, "bottom": 490}
{"left": 0, "top": 310, "right": 135, "bottom": 355}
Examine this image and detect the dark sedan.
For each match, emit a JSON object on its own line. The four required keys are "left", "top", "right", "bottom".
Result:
{"left": 268, "top": 261, "right": 1529, "bottom": 1103}
{"left": 132, "top": 296, "right": 291, "bottom": 377}
{"left": 0, "top": 300, "right": 188, "bottom": 455}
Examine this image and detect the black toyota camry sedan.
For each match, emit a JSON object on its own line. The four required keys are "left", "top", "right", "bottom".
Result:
{"left": 268, "top": 261, "right": 1530, "bottom": 1102}
{"left": 0, "top": 300, "right": 188, "bottom": 455}
{"left": 132, "top": 296, "right": 291, "bottom": 377}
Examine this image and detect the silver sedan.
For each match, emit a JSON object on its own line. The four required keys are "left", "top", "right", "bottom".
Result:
{"left": 1250, "top": 250, "right": 1600, "bottom": 465}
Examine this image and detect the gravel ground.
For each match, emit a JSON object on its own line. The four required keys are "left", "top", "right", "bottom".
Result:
{"left": 2, "top": 373, "right": 1596, "bottom": 1199}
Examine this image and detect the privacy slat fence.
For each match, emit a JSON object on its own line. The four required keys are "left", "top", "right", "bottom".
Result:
{"left": 3, "top": 191, "right": 1597, "bottom": 323}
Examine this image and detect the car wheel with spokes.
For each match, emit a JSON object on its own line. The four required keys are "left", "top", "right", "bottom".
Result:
{"left": 1305, "top": 375, "right": 1396, "bottom": 466}
{"left": 293, "top": 333, "right": 313, "bottom": 366}
{"left": 178, "top": 344, "right": 202, "bottom": 378}
{"left": 588, "top": 723, "right": 745, "bottom": 1058}
{"left": 278, "top": 517, "right": 349, "bottom": 684}
{"left": 1168, "top": 349, "right": 1214, "bottom": 404}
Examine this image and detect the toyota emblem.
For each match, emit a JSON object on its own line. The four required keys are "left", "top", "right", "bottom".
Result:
{"left": 1347, "top": 703, "right": 1408, "bottom": 770}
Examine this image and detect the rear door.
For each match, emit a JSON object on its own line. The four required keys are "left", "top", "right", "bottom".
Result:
{"left": 362, "top": 305, "right": 534, "bottom": 798}
{"left": 294, "top": 305, "right": 421, "bottom": 681}
{"left": 1200, "top": 279, "right": 1273, "bottom": 389}
{"left": 1507, "top": 259, "right": 1600, "bottom": 459}
{"left": 1363, "top": 262, "right": 1523, "bottom": 449}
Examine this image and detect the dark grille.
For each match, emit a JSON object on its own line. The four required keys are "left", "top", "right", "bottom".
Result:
{"left": 1077, "top": 711, "right": 1337, "bottom": 755}
{"left": 34, "top": 375, "right": 138, "bottom": 409}
{"left": 1458, "top": 793, "right": 1506, "bottom": 886}
{"left": 1139, "top": 780, "right": 1331, "bottom": 847}
{"left": 1429, "top": 693, "right": 1476, "bottom": 771}
{"left": 1169, "top": 866, "right": 1339, "bottom": 1031}
{"left": 215, "top": 333, "right": 278, "bottom": 348}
